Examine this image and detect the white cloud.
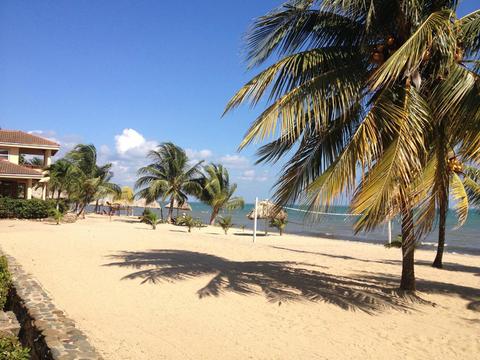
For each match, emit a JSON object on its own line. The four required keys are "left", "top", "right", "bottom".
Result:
{"left": 185, "top": 148, "right": 213, "bottom": 160}
{"left": 238, "top": 169, "right": 268, "bottom": 182}
{"left": 114, "top": 128, "right": 157, "bottom": 158}
{"left": 219, "top": 154, "right": 250, "bottom": 169}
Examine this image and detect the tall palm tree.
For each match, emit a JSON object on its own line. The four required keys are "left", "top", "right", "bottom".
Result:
{"left": 46, "top": 159, "right": 75, "bottom": 206}
{"left": 415, "top": 154, "right": 480, "bottom": 268}
{"left": 199, "top": 164, "right": 244, "bottom": 225}
{"left": 66, "top": 144, "right": 121, "bottom": 217}
{"left": 135, "top": 143, "right": 203, "bottom": 223}
{"left": 225, "top": 1, "right": 480, "bottom": 291}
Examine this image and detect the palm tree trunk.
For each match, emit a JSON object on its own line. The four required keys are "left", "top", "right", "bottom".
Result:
{"left": 433, "top": 183, "right": 449, "bottom": 268}
{"left": 433, "top": 131, "right": 450, "bottom": 269}
{"left": 209, "top": 208, "right": 219, "bottom": 225}
{"left": 77, "top": 203, "right": 86, "bottom": 218}
{"left": 94, "top": 199, "right": 99, "bottom": 214}
{"left": 400, "top": 201, "right": 416, "bottom": 292}
{"left": 167, "top": 197, "right": 174, "bottom": 223}
{"left": 56, "top": 189, "right": 62, "bottom": 211}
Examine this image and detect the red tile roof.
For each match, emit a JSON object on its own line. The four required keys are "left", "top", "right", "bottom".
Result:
{"left": 0, "top": 130, "right": 60, "bottom": 147}
{"left": 0, "top": 159, "right": 43, "bottom": 177}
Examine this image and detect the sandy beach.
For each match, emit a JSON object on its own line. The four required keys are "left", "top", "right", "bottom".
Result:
{"left": 0, "top": 215, "right": 478, "bottom": 359}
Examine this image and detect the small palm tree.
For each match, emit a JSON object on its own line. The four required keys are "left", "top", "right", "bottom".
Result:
{"left": 269, "top": 218, "right": 287, "bottom": 236}
{"left": 142, "top": 211, "right": 160, "bottom": 230}
{"left": 135, "top": 143, "right": 203, "bottom": 223}
{"left": 176, "top": 215, "right": 198, "bottom": 233}
{"left": 217, "top": 216, "right": 233, "bottom": 235}
{"left": 199, "top": 164, "right": 245, "bottom": 225}
{"left": 50, "top": 208, "right": 64, "bottom": 225}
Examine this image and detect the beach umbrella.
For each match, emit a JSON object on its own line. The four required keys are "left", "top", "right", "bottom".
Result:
{"left": 165, "top": 199, "right": 192, "bottom": 218}
{"left": 165, "top": 199, "right": 192, "bottom": 211}
{"left": 132, "top": 198, "right": 161, "bottom": 209}
{"left": 247, "top": 200, "right": 287, "bottom": 236}
{"left": 132, "top": 198, "right": 163, "bottom": 219}
{"left": 247, "top": 200, "right": 287, "bottom": 220}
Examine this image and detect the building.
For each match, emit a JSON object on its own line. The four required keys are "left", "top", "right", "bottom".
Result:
{"left": 0, "top": 130, "right": 60, "bottom": 199}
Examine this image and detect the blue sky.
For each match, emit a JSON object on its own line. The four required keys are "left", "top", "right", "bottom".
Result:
{"left": 0, "top": 1, "right": 477, "bottom": 201}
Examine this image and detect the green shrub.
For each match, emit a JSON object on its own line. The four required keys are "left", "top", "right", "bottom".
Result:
{"left": 269, "top": 218, "right": 287, "bottom": 236}
{"left": 0, "top": 256, "right": 11, "bottom": 310}
{"left": 141, "top": 212, "right": 160, "bottom": 230}
{"left": 49, "top": 209, "right": 64, "bottom": 225}
{"left": 384, "top": 235, "right": 420, "bottom": 249}
{"left": 176, "top": 215, "right": 202, "bottom": 233}
{"left": 217, "top": 216, "right": 233, "bottom": 235}
{"left": 0, "top": 337, "right": 30, "bottom": 360}
{"left": 0, "top": 198, "right": 64, "bottom": 219}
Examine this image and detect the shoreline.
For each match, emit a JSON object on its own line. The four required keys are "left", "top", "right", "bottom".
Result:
{"left": 88, "top": 208, "right": 480, "bottom": 256}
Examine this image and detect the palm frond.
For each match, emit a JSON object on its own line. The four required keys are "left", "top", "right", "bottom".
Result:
{"left": 450, "top": 172, "right": 469, "bottom": 228}
{"left": 370, "top": 10, "right": 455, "bottom": 90}
{"left": 245, "top": 3, "right": 363, "bottom": 67}
{"left": 458, "top": 9, "right": 480, "bottom": 56}
{"left": 351, "top": 85, "right": 431, "bottom": 232}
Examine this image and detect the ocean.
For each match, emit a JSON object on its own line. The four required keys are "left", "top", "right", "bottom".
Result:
{"left": 90, "top": 202, "right": 480, "bottom": 255}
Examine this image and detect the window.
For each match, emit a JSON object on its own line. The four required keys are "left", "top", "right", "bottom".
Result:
{"left": 0, "top": 149, "right": 8, "bottom": 160}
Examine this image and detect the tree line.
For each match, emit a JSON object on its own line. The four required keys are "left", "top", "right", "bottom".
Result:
{"left": 45, "top": 143, "right": 244, "bottom": 225}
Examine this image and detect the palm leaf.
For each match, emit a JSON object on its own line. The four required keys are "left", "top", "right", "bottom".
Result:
{"left": 450, "top": 172, "right": 469, "bottom": 228}
{"left": 369, "top": 10, "right": 455, "bottom": 90}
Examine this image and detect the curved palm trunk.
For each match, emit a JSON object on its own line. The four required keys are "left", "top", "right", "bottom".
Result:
{"left": 77, "top": 203, "right": 87, "bottom": 218}
{"left": 400, "top": 201, "right": 416, "bottom": 291}
{"left": 209, "top": 207, "right": 219, "bottom": 225}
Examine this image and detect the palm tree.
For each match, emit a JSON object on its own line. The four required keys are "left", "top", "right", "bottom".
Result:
{"left": 217, "top": 215, "right": 233, "bottom": 235}
{"left": 416, "top": 156, "right": 480, "bottom": 268}
{"left": 270, "top": 218, "right": 287, "bottom": 236}
{"left": 199, "top": 164, "right": 244, "bottom": 225}
{"left": 46, "top": 159, "right": 75, "bottom": 207}
{"left": 225, "top": 1, "right": 480, "bottom": 291}
{"left": 66, "top": 144, "right": 121, "bottom": 217}
{"left": 141, "top": 211, "right": 160, "bottom": 230}
{"left": 135, "top": 143, "right": 203, "bottom": 223}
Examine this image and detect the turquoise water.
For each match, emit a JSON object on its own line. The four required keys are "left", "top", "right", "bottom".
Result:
{"left": 186, "top": 203, "right": 480, "bottom": 254}
{"left": 92, "top": 202, "right": 480, "bottom": 254}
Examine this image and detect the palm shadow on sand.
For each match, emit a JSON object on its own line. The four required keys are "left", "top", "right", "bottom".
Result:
{"left": 103, "top": 249, "right": 444, "bottom": 314}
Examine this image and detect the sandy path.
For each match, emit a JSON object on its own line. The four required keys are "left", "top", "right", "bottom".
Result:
{"left": 0, "top": 215, "right": 479, "bottom": 359}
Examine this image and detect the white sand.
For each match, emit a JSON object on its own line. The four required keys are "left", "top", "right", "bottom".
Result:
{"left": 0, "top": 215, "right": 478, "bottom": 359}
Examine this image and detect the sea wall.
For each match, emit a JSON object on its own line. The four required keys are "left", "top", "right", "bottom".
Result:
{"left": 4, "top": 253, "right": 103, "bottom": 360}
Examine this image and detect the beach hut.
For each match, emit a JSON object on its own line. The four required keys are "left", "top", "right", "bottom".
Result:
{"left": 132, "top": 198, "right": 163, "bottom": 220}
{"left": 247, "top": 199, "right": 287, "bottom": 237}
{"left": 132, "top": 198, "right": 161, "bottom": 209}
{"left": 165, "top": 199, "right": 192, "bottom": 219}
{"left": 165, "top": 199, "right": 192, "bottom": 211}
